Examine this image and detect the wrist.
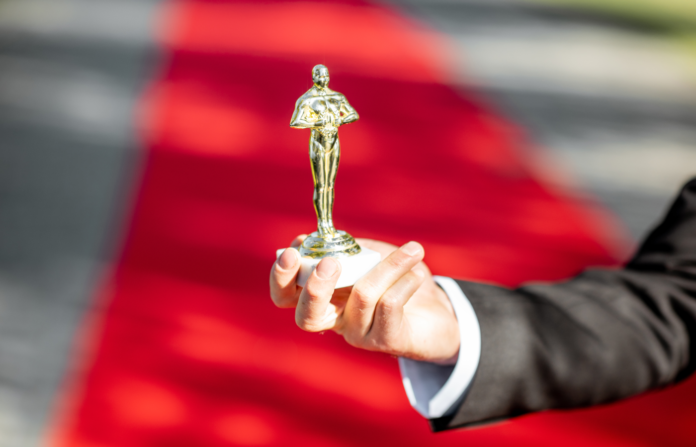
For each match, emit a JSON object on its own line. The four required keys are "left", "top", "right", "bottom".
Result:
{"left": 399, "top": 276, "right": 481, "bottom": 419}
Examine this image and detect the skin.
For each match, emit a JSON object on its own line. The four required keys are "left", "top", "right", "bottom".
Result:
{"left": 270, "top": 237, "right": 461, "bottom": 364}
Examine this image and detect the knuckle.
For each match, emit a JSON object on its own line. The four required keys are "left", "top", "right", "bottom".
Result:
{"left": 377, "top": 296, "right": 398, "bottom": 314}
{"left": 371, "top": 338, "right": 389, "bottom": 353}
{"left": 386, "top": 253, "right": 410, "bottom": 270}
{"left": 364, "top": 333, "right": 393, "bottom": 354}
{"left": 370, "top": 333, "right": 397, "bottom": 354}
{"left": 351, "top": 284, "right": 374, "bottom": 308}
{"left": 343, "top": 332, "right": 364, "bottom": 349}
{"left": 303, "top": 282, "right": 324, "bottom": 301}
{"left": 295, "top": 316, "right": 322, "bottom": 332}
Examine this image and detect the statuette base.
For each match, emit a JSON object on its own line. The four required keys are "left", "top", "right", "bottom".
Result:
{"left": 300, "top": 230, "right": 361, "bottom": 259}
{"left": 276, "top": 247, "right": 381, "bottom": 289}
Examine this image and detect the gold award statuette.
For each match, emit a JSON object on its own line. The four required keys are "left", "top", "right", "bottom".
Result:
{"left": 276, "top": 65, "right": 380, "bottom": 288}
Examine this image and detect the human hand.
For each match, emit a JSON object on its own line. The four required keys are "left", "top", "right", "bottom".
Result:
{"left": 270, "top": 237, "right": 460, "bottom": 364}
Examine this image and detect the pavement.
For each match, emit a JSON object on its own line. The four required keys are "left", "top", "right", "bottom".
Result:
{"left": 0, "top": 1, "right": 161, "bottom": 445}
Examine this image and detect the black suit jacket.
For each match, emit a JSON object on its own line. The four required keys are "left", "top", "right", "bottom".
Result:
{"left": 431, "top": 177, "right": 696, "bottom": 431}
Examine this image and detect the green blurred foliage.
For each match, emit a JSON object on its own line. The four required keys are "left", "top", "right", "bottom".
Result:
{"left": 540, "top": 0, "right": 696, "bottom": 28}
{"left": 540, "top": 0, "right": 696, "bottom": 77}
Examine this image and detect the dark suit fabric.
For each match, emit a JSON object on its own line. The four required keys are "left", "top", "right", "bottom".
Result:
{"left": 432, "top": 177, "right": 696, "bottom": 432}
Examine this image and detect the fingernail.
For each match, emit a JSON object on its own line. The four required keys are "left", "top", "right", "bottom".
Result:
{"left": 402, "top": 241, "right": 422, "bottom": 256}
{"left": 316, "top": 258, "right": 338, "bottom": 279}
{"left": 278, "top": 248, "right": 298, "bottom": 270}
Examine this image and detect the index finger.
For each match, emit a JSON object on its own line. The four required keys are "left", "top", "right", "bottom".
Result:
{"left": 342, "top": 241, "right": 424, "bottom": 339}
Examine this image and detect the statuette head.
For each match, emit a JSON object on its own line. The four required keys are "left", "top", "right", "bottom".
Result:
{"left": 312, "top": 64, "right": 330, "bottom": 89}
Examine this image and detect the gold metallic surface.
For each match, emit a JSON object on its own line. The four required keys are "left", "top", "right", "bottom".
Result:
{"left": 290, "top": 65, "right": 361, "bottom": 259}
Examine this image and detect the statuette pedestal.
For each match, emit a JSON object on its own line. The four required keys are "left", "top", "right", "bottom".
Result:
{"left": 276, "top": 247, "right": 381, "bottom": 289}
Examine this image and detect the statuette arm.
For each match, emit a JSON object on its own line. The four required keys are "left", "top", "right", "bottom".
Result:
{"left": 290, "top": 100, "right": 323, "bottom": 129}
{"left": 338, "top": 99, "right": 359, "bottom": 126}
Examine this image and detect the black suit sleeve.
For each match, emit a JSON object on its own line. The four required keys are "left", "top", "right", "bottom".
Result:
{"left": 431, "top": 177, "right": 696, "bottom": 432}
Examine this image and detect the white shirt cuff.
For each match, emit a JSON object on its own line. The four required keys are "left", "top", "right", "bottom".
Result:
{"left": 398, "top": 276, "right": 481, "bottom": 419}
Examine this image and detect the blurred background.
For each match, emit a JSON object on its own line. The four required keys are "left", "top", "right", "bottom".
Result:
{"left": 389, "top": 0, "right": 696, "bottom": 239}
{"left": 0, "top": 0, "right": 693, "bottom": 446}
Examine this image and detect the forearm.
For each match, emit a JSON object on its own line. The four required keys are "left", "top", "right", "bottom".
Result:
{"left": 339, "top": 113, "right": 358, "bottom": 125}
{"left": 290, "top": 119, "right": 324, "bottom": 129}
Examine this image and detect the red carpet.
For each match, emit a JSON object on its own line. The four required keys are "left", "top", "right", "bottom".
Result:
{"left": 51, "top": 1, "right": 696, "bottom": 446}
